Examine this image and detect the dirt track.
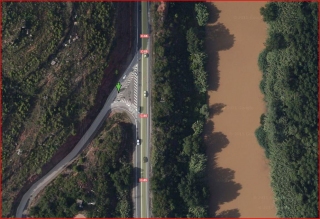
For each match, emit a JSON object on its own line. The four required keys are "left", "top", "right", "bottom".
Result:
{"left": 204, "top": 2, "right": 276, "bottom": 217}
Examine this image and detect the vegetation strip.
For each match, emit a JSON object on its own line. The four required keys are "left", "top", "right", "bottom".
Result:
{"left": 256, "top": 2, "right": 318, "bottom": 217}
{"left": 150, "top": 2, "right": 210, "bottom": 217}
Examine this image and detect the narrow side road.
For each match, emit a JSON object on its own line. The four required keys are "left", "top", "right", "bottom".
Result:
{"left": 16, "top": 53, "right": 140, "bottom": 217}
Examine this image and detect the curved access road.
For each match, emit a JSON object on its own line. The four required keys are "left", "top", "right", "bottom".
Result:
{"left": 16, "top": 43, "right": 142, "bottom": 219}
{"left": 16, "top": 2, "right": 149, "bottom": 217}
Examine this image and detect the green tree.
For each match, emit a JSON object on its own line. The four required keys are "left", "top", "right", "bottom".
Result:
{"left": 195, "top": 3, "right": 209, "bottom": 26}
{"left": 117, "top": 198, "right": 130, "bottom": 218}
{"left": 199, "top": 104, "right": 209, "bottom": 119}
{"left": 187, "top": 206, "right": 208, "bottom": 218}
{"left": 260, "top": 3, "right": 278, "bottom": 22}
{"left": 189, "top": 153, "right": 207, "bottom": 177}
{"left": 265, "top": 32, "right": 287, "bottom": 51}
{"left": 255, "top": 126, "right": 270, "bottom": 158}
{"left": 182, "top": 135, "right": 200, "bottom": 156}
{"left": 192, "top": 120, "right": 203, "bottom": 136}
{"left": 186, "top": 28, "right": 201, "bottom": 53}
{"left": 29, "top": 206, "right": 40, "bottom": 217}
{"left": 258, "top": 49, "right": 268, "bottom": 74}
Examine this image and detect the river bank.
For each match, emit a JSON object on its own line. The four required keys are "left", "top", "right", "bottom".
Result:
{"left": 204, "top": 2, "right": 276, "bottom": 217}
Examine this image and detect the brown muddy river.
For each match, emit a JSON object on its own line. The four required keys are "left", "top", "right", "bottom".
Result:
{"left": 204, "top": 2, "right": 277, "bottom": 217}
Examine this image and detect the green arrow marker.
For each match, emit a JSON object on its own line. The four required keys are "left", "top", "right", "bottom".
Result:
{"left": 116, "top": 82, "right": 122, "bottom": 93}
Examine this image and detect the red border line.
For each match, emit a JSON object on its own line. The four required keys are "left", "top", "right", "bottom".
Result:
{"left": 0, "top": 1, "right": 319, "bottom": 219}
{"left": 318, "top": 1, "right": 320, "bottom": 219}
{"left": 0, "top": 2, "right": 3, "bottom": 219}
{"left": 1, "top": 0, "right": 319, "bottom": 2}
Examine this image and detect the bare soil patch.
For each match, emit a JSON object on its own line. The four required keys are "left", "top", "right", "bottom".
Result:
{"left": 74, "top": 213, "right": 86, "bottom": 218}
{"left": 204, "top": 2, "right": 276, "bottom": 217}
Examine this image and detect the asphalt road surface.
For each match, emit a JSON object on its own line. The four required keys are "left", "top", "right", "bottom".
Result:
{"left": 15, "top": 2, "right": 152, "bottom": 218}
{"left": 137, "top": 2, "right": 151, "bottom": 218}
{"left": 133, "top": 2, "right": 152, "bottom": 218}
{"left": 16, "top": 51, "right": 141, "bottom": 217}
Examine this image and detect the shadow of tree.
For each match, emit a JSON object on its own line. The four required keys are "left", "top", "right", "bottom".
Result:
{"left": 204, "top": 120, "right": 215, "bottom": 136}
{"left": 205, "top": 3, "right": 235, "bottom": 91}
{"left": 206, "top": 23, "right": 235, "bottom": 51}
{"left": 206, "top": 3, "right": 221, "bottom": 24}
{"left": 132, "top": 166, "right": 142, "bottom": 189}
{"left": 205, "top": 131, "right": 229, "bottom": 155}
{"left": 204, "top": 124, "right": 242, "bottom": 217}
{"left": 209, "top": 103, "right": 227, "bottom": 118}
{"left": 217, "top": 208, "right": 241, "bottom": 218}
{"left": 210, "top": 167, "right": 242, "bottom": 206}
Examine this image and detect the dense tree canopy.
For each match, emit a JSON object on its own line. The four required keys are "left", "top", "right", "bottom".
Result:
{"left": 256, "top": 2, "right": 318, "bottom": 217}
{"left": 150, "top": 2, "right": 209, "bottom": 217}
{"left": 195, "top": 3, "right": 209, "bottom": 26}
{"left": 260, "top": 3, "right": 279, "bottom": 22}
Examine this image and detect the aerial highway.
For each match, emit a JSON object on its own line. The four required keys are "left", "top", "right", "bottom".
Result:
{"left": 135, "top": 1, "right": 151, "bottom": 218}
{"left": 16, "top": 51, "right": 141, "bottom": 217}
{"left": 15, "top": 2, "right": 145, "bottom": 217}
{"left": 15, "top": 2, "right": 152, "bottom": 218}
